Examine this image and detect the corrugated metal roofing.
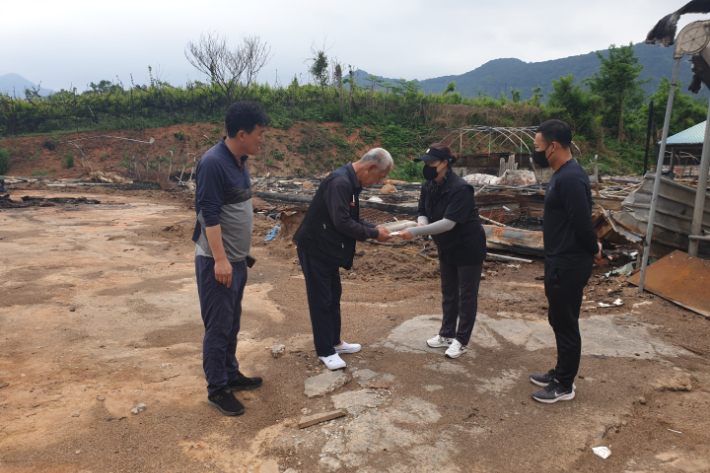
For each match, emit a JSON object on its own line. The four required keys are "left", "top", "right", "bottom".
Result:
{"left": 664, "top": 120, "right": 707, "bottom": 145}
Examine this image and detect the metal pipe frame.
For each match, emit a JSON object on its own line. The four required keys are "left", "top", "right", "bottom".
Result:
{"left": 639, "top": 57, "right": 681, "bottom": 293}
{"left": 688, "top": 111, "right": 710, "bottom": 255}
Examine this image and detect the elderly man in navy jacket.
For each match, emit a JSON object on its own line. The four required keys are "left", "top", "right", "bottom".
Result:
{"left": 293, "top": 149, "right": 393, "bottom": 370}
{"left": 192, "top": 101, "right": 268, "bottom": 416}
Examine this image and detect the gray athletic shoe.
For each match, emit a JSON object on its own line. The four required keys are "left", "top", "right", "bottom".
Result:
{"left": 529, "top": 369, "right": 557, "bottom": 387}
{"left": 532, "top": 381, "right": 575, "bottom": 404}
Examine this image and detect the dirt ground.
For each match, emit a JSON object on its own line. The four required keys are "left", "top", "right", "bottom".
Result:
{"left": 1, "top": 184, "right": 710, "bottom": 473}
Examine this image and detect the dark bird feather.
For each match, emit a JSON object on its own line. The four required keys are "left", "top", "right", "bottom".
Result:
{"left": 646, "top": 0, "right": 710, "bottom": 47}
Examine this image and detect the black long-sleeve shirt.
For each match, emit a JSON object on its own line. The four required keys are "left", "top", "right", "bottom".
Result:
{"left": 323, "top": 163, "right": 378, "bottom": 241}
{"left": 543, "top": 159, "right": 599, "bottom": 268}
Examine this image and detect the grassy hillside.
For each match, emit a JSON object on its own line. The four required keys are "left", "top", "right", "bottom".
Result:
{"left": 2, "top": 42, "right": 708, "bottom": 179}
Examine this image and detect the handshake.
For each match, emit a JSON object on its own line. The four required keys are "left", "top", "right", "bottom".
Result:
{"left": 374, "top": 222, "right": 420, "bottom": 242}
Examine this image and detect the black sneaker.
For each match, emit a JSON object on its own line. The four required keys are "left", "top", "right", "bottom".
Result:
{"left": 226, "top": 371, "right": 263, "bottom": 392}
{"left": 532, "top": 380, "right": 575, "bottom": 404}
{"left": 529, "top": 369, "right": 557, "bottom": 387}
{"left": 208, "top": 389, "right": 245, "bottom": 416}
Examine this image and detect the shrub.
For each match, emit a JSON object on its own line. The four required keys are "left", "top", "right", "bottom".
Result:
{"left": 0, "top": 148, "right": 9, "bottom": 174}
{"left": 174, "top": 131, "right": 185, "bottom": 140}
{"left": 359, "top": 128, "right": 378, "bottom": 144}
{"left": 271, "top": 117, "right": 294, "bottom": 130}
{"left": 61, "top": 153, "right": 74, "bottom": 168}
{"left": 389, "top": 160, "right": 423, "bottom": 183}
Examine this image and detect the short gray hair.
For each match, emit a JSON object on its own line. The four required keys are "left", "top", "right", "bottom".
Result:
{"left": 360, "top": 147, "right": 394, "bottom": 171}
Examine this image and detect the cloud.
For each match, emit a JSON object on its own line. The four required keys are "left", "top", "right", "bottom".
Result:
{"left": 0, "top": 0, "right": 699, "bottom": 90}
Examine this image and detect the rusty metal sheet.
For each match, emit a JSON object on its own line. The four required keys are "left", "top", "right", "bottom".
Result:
{"left": 593, "top": 210, "right": 643, "bottom": 246}
{"left": 483, "top": 225, "right": 544, "bottom": 256}
{"left": 628, "top": 250, "right": 710, "bottom": 318}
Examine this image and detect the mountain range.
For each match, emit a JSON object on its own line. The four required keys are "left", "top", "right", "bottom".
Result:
{"left": 354, "top": 42, "right": 704, "bottom": 101}
{"left": 0, "top": 73, "right": 53, "bottom": 98}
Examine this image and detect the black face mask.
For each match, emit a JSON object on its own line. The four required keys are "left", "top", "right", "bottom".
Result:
{"left": 532, "top": 145, "right": 552, "bottom": 168}
{"left": 423, "top": 163, "right": 441, "bottom": 181}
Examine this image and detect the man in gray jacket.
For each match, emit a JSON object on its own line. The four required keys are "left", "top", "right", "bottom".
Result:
{"left": 192, "top": 101, "right": 268, "bottom": 416}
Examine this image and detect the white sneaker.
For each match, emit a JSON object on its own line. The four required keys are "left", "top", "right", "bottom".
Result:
{"left": 427, "top": 335, "right": 454, "bottom": 348}
{"left": 334, "top": 341, "right": 361, "bottom": 354}
{"left": 445, "top": 339, "right": 467, "bottom": 359}
{"left": 319, "top": 353, "right": 346, "bottom": 370}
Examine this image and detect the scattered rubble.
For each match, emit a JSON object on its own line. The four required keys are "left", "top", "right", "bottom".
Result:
{"left": 0, "top": 194, "right": 102, "bottom": 208}
{"left": 652, "top": 372, "right": 693, "bottom": 392}
{"left": 88, "top": 171, "right": 133, "bottom": 184}
{"left": 304, "top": 372, "right": 351, "bottom": 398}
{"left": 298, "top": 409, "right": 347, "bottom": 429}
{"left": 598, "top": 299, "right": 624, "bottom": 308}
{"left": 270, "top": 344, "right": 286, "bottom": 358}
{"left": 130, "top": 403, "right": 147, "bottom": 415}
{"left": 592, "top": 446, "right": 612, "bottom": 459}
{"left": 352, "top": 369, "right": 379, "bottom": 382}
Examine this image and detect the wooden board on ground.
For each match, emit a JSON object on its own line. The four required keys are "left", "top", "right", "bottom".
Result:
{"left": 298, "top": 409, "right": 347, "bottom": 429}
{"left": 628, "top": 250, "right": 710, "bottom": 318}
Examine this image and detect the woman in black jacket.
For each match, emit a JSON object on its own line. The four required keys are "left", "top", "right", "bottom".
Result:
{"left": 401, "top": 143, "right": 487, "bottom": 358}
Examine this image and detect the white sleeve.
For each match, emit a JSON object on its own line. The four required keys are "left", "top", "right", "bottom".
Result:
{"left": 407, "top": 218, "right": 456, "bottom": 237}
{"left": 417, "top": 216, "right": 429, "bottom": 225}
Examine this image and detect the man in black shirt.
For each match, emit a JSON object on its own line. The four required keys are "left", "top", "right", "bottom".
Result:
{"left": 293, "top": 148, "right": 393, "bottom": 370}
{"left": 529, "top": 120, "right": 606, "bottom": 404}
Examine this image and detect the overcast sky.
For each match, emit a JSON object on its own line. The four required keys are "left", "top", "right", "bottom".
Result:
{"left": 0, "top": 0, "right": 700, "bottom": 91}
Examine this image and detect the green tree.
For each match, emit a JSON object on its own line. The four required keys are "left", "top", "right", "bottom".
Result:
{"left": 443, "top": 81, "right": 456, "bottom": 95}
{"left": 547, "top": 75, "right": 600, "bottom": 141}
{"left": 587, "top": 43, "right": 648, "bottom": 142}
{"left": 309, "top": 49, "right": 329, "bottom": 93}
{"left": 365, "top": 74, "right": 380, "bottom": 93}
{"left": 333, "top": 63, "right": 343, "bottom": 89}
{"left": 647, "top": 77, "right": 708, "bottom": 136}
{"left": 394, "top": 78, "right": 421, "bottom": 95}
{"left": 529, "top": 86, "right": 543, "bottom": 107}
{"left": 90, "top": 80, "right": 117, "bottom": 95}
{"left": 511, "top": 88, "right": 521, "bottom": 103}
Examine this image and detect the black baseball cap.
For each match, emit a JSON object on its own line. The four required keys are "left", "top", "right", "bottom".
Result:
{"left": 414, "top": 146, "right": 452, "bottom": 162}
